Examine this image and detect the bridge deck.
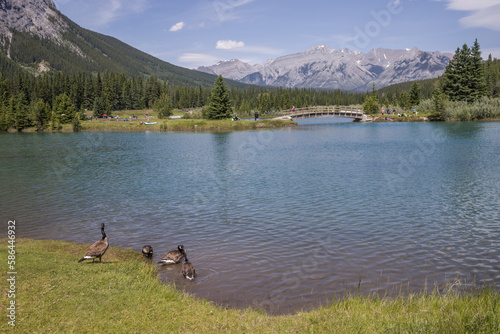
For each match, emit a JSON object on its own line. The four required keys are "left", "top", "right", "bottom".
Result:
{"left": 281, "top": 106, "right": 364, "bottom": 120}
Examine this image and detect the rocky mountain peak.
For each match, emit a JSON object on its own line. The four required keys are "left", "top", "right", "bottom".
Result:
{"left": 0, "top": 0, "right": 66, "bottom": 39}
{"left": 197, "top": 44, "right": 452, "bottom": 91}
{"left": 306, "top": 44, "right": 334, "bottom": 54}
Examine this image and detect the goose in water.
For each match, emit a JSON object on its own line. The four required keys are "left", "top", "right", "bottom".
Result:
{"left": 160, "top": 245, "right": 185, "bottom": 264}
{"left": 142, "top": 245, "right": 153, "bottom": 259}
{"left": 182, "top": 254, "right": 196, "bottom": 280}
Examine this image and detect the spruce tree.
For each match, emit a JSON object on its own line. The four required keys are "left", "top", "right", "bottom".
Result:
{"left": 53, "top": 93, "right": 76, "bottom": 124}
{"left": 442, "top": 40, "right": 487, "bottom": 102}
{"left": 14, "top": 92, "right": 31, "bottom": 131}
{"left": 409, "top": 82, "right": 421, "bottom": 106}
{"left": 30, "top": 98, "right": 50, "bottom": 131}
{"left": 153, "top": 92, "right": 173, "bottom": 119}
{"left": 362, "top": 83, "right": 380, "bottom": 114}
{"left": 205, "top": 75, "right": 232, "bottom": 119}
{"left": 470, "top": 39, "right": 487, "bottom": 100}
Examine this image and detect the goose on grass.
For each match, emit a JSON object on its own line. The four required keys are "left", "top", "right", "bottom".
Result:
{"left": 78, "top": 223, "right": 109, "bottom": 263}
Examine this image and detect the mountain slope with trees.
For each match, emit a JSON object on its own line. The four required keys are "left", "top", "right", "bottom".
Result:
{"left": 0, "top": 0, "right": 244, "bottom": 88}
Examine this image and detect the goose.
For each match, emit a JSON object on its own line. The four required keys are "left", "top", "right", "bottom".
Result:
{"left": 142, "top": 245, "right": 153, "bottom": 259}
{"left": 182, "top": 254, "right": 196, "bottom": 280}
{"left": 160, "top": 245, "right": 185, "bottom": 264}
{"left": 78, "top": 223, "right": 109, "bottom": 263}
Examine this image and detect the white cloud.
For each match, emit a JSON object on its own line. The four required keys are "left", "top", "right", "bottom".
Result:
{"left": 213, "top": 0, "right": 255, "bottom": 22}
{"left": 64, "top": 0, "right": 150, "bottom": 28}
{"left": 459, "top": 4, "right": 500, "bottom": 30}
{"left": 169, "top": 22, "right": 185, "bottom": 32}
{"left": 178, "top": 53, "right": 219, "bottom": 66}
{"left": 437, "top": 0, "right": 500, "bottom": 11}
{"left": 437, "top": 0, "right": 500, "bottom": 31}
{"left": 216, "top": 40, "right": 245, "bottom": 49}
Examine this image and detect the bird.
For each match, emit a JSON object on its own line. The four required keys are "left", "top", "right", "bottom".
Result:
{"left": 142, "top": 245, "right": 153, "bottom": 259}
{"left": 78, "top": 223, "right": 109, "bottom": 263}
{"left": 182, "top": 255, "right": 196, "bottom": 280}
{"left": 159, "top": 245, "right": 186, "bottom": 264}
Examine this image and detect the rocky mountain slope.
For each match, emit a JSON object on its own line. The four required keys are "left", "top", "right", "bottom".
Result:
{"left": 197, "top": 45, "right": 452, "bottom": 91}
{"left": 0, "top": 0, "right": 238, "bottom": 87}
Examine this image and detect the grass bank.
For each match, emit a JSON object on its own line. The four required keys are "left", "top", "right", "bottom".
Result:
{"left": 16, "top": 118, "right": 297, "bottom": 133}
{"left": 1, "top": 239, "right": 499, "bottom": 333}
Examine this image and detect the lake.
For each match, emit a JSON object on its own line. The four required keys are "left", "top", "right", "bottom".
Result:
{"left": 1, "top": 118, "right": 499, "bottom": 314}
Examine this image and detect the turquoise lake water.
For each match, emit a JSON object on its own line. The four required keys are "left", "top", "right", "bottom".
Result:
{"left": 1, "top": 118, "right": 499, "bottom": 314}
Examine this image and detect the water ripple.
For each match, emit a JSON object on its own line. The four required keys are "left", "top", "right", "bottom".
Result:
{"left": 1, "top": 121, "right": 499, "bottom": 314}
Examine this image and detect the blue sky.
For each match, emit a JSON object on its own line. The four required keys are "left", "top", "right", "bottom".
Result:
{"left": 53, "top": 0, "right": 500, "bottom": 68}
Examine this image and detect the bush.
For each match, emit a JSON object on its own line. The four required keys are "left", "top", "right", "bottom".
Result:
{"left": 442, "top": 96, "right": 500, "bottom": 121}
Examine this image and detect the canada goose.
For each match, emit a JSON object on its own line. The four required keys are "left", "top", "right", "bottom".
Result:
{"left": 142, "top": 245, "right": 153, "bottom": 259}
{"left": 78, "top": 223, "right": 109, "bottom": 263}
{"left": 160, "top": 245, "right": 185, "bottom": 264}
{"left": 182, "top": 255, "right": 196, "bottom": 280}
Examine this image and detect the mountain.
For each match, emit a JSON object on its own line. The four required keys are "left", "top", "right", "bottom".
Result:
{"left": 197, "top": 45, "right": 452, "bottom": 91}
{"left": 0, "top": 0, "right": 240, "bottom": 88}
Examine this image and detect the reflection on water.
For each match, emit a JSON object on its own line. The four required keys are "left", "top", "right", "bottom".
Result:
{"left": 1, "top": 119, "right": 499, "bottom": 314}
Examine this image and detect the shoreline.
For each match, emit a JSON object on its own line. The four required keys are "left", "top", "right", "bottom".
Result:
{"left": 3, "top": 237, "right": 499, "bottom": 332}
{"left": 3, "top": 116, "right": 500, "bottom": 133}
{"left": 4, "top": 118, "right": 298, "bottom": 133}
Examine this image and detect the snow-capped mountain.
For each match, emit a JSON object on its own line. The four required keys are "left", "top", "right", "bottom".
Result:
{"left": 197, "top": 45, "right": 452, "bottom": 91}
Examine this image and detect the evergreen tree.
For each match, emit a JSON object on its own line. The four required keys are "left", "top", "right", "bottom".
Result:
{"left": 30, "top": 98, "right": 50, "bottom": 131}
{"left": 430, "top": 87, "right": 449, "bottom": 121}
{"left": 409, "top": 82, "right": 421, "bottom": 106}
{"left": 442, "top": 40, "right": 487, "bottom": 102}
{"left": 258, "top": 92, "right": 272, "bottom": 113}
{"left": 14, "top": 92, "right": 31, "bottom": 131}
{"left": 153, "top": 92, "right": 173, "bottom": 119}
{"left": 470, "top": 39, "right": 488, "bottom": 100}
{"left": 53, "top": 93, "right": 76, "bottom": 124}
{"left": 92, "top": 97, "right": 107, "bottom": 118}
{"left": 204, "top": 75, "right": 232, "bottom": 119}
{"left": 362, "top": 83, "right": 379, "bottom": 114}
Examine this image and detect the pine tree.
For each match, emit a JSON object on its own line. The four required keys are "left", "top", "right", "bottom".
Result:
{"left": 14, "top": 92, "right": 31, "bottom": 131}
{"left": 470, "top": 39, "right": 487, "bottom": 101}
{"left": 30, "top": 98, "right": 50, "bottom": 131}
{"left": 442, "top": 40, "right": 487, "bottom": 102}
{"left": 53, "top": 93, "right": 76, "bottom": 124}
{"left": 204, "top": 75, "right": 232, "bottom": 119}
{"left": 92, "top": 97, "right": 107, "bottom": 118}
{"left": 153, "top": 92, "right": 173, "bottom": 119}
{"left": 362, "top": 83, "right": 379, "bottom": 114}
{"left": 409, "top": 82, "right": 421, "bottom": 106}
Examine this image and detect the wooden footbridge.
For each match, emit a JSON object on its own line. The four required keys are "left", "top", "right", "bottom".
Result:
{"left": 277, "top": 106, "right": 365, "bottom": 121}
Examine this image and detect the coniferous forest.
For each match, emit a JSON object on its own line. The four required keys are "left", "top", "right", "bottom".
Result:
{"left": 0, "top": 68, "right": 366, "bottom": 132}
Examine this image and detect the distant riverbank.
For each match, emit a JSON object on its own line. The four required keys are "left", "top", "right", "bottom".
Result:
{"left": 11, "top": 118, "right": 297, "bottom": 133}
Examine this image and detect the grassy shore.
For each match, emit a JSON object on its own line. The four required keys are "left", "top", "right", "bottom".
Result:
{"left": 16, "top": 118, "right": 297, "bottom": 133}
{"left": 1, "top": 239, "right": 499, "bottom": 333}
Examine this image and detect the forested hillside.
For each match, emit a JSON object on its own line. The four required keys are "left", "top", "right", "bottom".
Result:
{"left": 0, "top": 0, "right": 242, "bottom": 89}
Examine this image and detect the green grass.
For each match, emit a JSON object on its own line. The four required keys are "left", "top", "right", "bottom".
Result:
{"left": 17, "top": 116, "right": 297, "bottom": 133}
{"left": 1, "top": 239, "right": 499, "bottom": 333}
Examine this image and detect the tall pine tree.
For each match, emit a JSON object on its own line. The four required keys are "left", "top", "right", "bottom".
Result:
{"left": 442, "top": 39, "right": 487, "bottom": 102}
{"left": 204, "top": 75, "right": 232, "bottom": 120}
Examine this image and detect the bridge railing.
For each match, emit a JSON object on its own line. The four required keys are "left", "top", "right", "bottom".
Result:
{"left": 281, "top": 106, "right": 364, "bottom": 119}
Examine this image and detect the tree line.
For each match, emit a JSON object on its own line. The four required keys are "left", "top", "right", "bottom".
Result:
{"left": 0, "top": 69, "right": 366, "bottom": 131}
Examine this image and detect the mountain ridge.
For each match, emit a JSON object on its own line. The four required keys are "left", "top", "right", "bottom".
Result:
{"left": 197, "top": 45, "right": 452, "bottom": 91}
{"left": 0, "top": 0, "right": 244, "bottom": 88}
